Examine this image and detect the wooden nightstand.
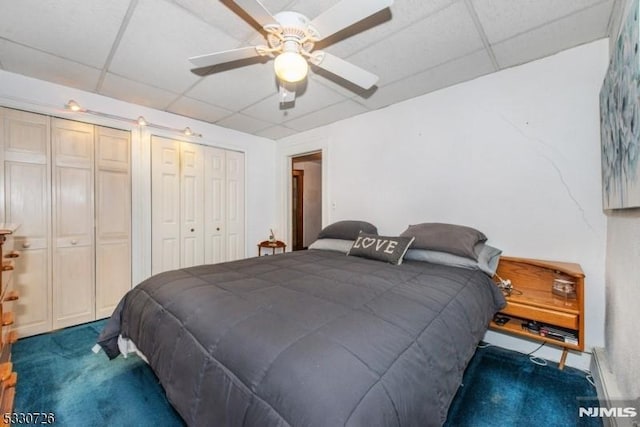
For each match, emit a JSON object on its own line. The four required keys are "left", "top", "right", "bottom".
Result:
{"left": 258, "top": 240, "right": 286, "bottom": 256}
{"left": 489, "top": 256, "right": 585, "bottom": 369}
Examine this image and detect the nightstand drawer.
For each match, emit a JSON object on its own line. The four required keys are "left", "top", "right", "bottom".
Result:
{"left": 502, "top": 301, "right": 578, "bottom": 330}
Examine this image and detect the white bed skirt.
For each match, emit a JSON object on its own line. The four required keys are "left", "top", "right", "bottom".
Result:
{"left": 93, "top": 335, "right": 148, "bottom": 363}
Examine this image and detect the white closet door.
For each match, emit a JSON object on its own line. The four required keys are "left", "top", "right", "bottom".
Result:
{"left": 203, "top": 146, "right": 226, "bottom": 264}
{"left": 95, "top": 126, "right": 131, "bottom": 319}
{"left": 180, "top": 142, "right": 204, "bottom": 268}
{"left": 151, "top": 136, "right": 181, "bottom": 274}
{"left": 0, "top": 108, "right": 52, "bottom": 336}
{"left": 52, "top": 118, "right": 95, "bottom": 329}
{"left": 225, "top": 150, "right": 245, "bottom": 261}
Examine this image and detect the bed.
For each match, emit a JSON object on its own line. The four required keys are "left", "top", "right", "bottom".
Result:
{"left": 98, "top": 222, "right": 505, "bottom": 427}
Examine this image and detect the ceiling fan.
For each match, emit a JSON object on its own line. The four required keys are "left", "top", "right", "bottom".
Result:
{"left": 189, "top": 0, "right": 394, "bottom": 103}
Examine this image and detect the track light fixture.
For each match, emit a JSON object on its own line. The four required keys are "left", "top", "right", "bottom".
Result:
{"left": 64, "top": 100, "right": 201, "bottom": 137}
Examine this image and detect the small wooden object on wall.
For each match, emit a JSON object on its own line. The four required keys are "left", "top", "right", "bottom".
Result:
{"left": 489, "top": 256, "right": 585, "bottom": 370}
{"left": 0, "top": 225, "right": 20, "bottom": 422}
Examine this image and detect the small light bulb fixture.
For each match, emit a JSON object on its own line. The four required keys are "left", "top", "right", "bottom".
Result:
{"left": 274, "top": 51, "right": 309, "bottom": 83}
{"left": 65, "top": 99, "right": 83, "bottom": 112}
{"left": 183, "top": 127, "right": 193, "bottom": 136}
{"left": 137, "top": 116, "right": 148, "bottom": 126}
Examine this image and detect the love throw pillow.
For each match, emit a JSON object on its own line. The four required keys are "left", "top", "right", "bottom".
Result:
{"left": 348, "top": 232, "right": 415, "bottom": 265}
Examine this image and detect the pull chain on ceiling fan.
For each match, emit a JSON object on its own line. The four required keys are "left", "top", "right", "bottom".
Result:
{"left": 189, "top": 0, "right": 394, "bottom": 103}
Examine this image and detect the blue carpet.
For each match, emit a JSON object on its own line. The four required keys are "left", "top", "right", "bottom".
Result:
{"left": 445, "top": 345, "right": 602, "bottom": 427}
{"left": 12, "top": 320, "right": 183, "bottom": 427}
{"left": 12, "top": 321, "right": 600, "bottom": 426}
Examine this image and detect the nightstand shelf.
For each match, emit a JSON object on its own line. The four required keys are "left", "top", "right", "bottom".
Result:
{"left": 0, "top": 225, "right": 19, "bottom": 421}
{"left": 489, "top": 256, "right": 585, "bottom": 369}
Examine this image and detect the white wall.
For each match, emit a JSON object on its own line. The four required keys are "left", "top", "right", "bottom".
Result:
{"left": 278, "top": 39, "right": 609, "bottom": 370}
{"left": 600, "top": 0, "right": 640, "bottom": 400}
{"left": 0, "top": 70, "right": 277, "bottom": 285}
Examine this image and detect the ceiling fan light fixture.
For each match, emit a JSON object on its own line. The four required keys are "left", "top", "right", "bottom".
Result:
{"left": 274, "top": 51, "right": 308, "bottom": 83}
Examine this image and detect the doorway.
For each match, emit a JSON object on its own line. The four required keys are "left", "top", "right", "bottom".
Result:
{"left": 291, "top": 152, "right": 322, "bottom": 251}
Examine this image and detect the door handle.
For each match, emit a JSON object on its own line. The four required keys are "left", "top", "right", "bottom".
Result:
{"left": 22, "top": 242, "right": 31, "bottom": 249}
{"left": 71, "top": 239, "right": 78, "bottom": 245}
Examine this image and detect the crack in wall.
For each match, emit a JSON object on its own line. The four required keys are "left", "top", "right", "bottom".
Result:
{"left": 499, "top": 114, "right": 597, "bottom": 234}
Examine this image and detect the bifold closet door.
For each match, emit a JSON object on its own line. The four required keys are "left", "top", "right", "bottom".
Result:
{"left": 52, "top": 118, "right": 95, "bottom": 329}
{"left": 0, "top": 108, "right": 52, "bottom": 337}
{"left": 203, "top": 148, "right": 245, "bottom": 263}
{"left": 225, "top": 150, "right": 245, "bottom": 261}
{"left": 95, "top": 127, "right": 131, "bottom": 319}
{"left": 203, "top": 146, "right": 225, "bottom": 264}
{"left": 180, "top": 142, "right": 204, "bottom": 268}
{"left": 152, "top": 138, "right": 245, "bottom": 273}
{"left": 152, "top": 137, "right": 205, "bottom": 272}
{"left": 151, "top": 136, "right": 180, "bottom": 275}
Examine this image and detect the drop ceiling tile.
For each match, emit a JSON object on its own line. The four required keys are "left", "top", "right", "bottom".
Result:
{"left": 172, "top": 0, "right": 273, "bottom": 41}
{"left": 100, "top": 73, "right": 178, "bottom": 110}
{"left": 284, "top": 99, "right": 368, "bottom": 131}
{"left": 242, "top": 77, "right": 347, "bottom": 124}
{"left": 283, "top": 0, "right": 343, "bottom": 22}
{"left": 187, "top": 61, "right": 279, "bottom": 111}
{"left": 347, "top": 2, "right": 485, "bottom": 86}
{"left": 109, "top": 0, "right": 242, "bottom": 94}
{"left": 0, "top": 0, "right": 130, "bottom": 68}
{"left": 492, "top": 1, "right": 612, "bottom": 69}
{"left": 167, "top": 96, "right": 234, "bottom": 123}
{"left": 317, "top": 0, "right": 456, "bottom": 58}
{"left": 0, "top": 40, "right": 101, "bottom": 92}
{"left": 471, "top": 0, "right": 609, "bottom": 44}
{"left": 358, "top": 49, "right": 495, "bottom": 110}
{"left": 255, "top": 125, "right": 299, "bottom": 139}
{"left": 215, "top": 112, "right": 273, "bottom": 134}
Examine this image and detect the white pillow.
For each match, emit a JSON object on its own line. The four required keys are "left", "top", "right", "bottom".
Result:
{"left": 308, "top": 238, "right": 354, "bottom": 254}
{"left": 404, "top": 243, "right": 502, "bottom": 276}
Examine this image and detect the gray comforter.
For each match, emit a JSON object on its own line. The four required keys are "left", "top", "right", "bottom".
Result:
{"left": 98, "top": 249, "right": 505, "bottom": 427}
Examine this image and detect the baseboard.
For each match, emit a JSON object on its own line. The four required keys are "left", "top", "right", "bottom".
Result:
{"left": 590, "top": 347, "right": 636, "bottom": 427}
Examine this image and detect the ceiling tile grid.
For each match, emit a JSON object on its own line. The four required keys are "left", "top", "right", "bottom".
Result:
{"left": 0, "top": 0, "right": 615, "bottom": 138}
{"left": 0, "top": 0, "right": 131, "bottom": 69}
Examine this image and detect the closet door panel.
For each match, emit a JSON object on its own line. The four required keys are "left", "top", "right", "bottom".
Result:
{"left": 54, "top": 245, "right": 93, "bottom": 326}
{"left": 225, "top": 151, "right": 245, "bottom": 261}
{"left": 95, "top": 127, "right": 131, "bottom": 319}
{"left": 12, "top": 249, "right": 50, "bottom": 335}
{"left": 0, "top": 108, "right": 52, "bottom": 337}
{"left": 151, "top": 137, "right": 180, "bottom": 274}
{"left": 204, "top": 146, "right": 225, "bottom": 264}
{"left": 52, "top": 119, "right": 94, "bottom": 328}
{"left": 180, "top": 142, "right": 203, "bottom": 268}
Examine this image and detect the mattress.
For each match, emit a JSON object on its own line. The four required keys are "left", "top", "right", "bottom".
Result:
{"left": 98, "top": 249, "right": 505, "bottom": 426}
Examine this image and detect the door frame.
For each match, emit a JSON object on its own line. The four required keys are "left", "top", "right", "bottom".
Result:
{"left": 291, "top": 169, "right": 304, "bottom": 250}
{"left": 277, "top": 138, "right": 329, "bottom": 250}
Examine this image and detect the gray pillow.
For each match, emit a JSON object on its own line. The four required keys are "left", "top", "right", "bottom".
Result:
{"left": 308, "top": 238, "right": 354, "bottom": 254}
{"left": 347, "top": 232, "right": 415, "bottom": 265}
{"left": 404, "top": 243, "right": 502, "bottom": 276}
{"left": 317, "top": 220, "right": 378, "bottom": 241}
{"left": 400, "top": 223, "right": 487, "bottom": 260}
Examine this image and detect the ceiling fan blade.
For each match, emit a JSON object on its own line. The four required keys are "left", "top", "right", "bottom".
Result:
{"left": 232, "top": 0, "right": 280, "bottom": 28}
{"left": 279, "top": 83, "right": 296, "bottom": 104}
{"left": 312, "top": 52, "right": 378, "bottom": 89}
{"left": 189, "top": 46, "right": 261, "bottom": 68}
{"left": 310, "top": 0, "right": 393, "bottom": 40}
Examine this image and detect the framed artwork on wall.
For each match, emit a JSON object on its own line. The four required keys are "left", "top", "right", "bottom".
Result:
{"left": 600, "top": 0, "right": 640, "bottom": 209}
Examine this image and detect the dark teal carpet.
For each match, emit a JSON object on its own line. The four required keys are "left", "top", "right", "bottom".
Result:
{"left": 13, "top": 321, "right": 600, "bottom": 426}
{"left": 444, "top": 345, "right": 601, "bottom": 427}
{"left": 12, "top": 320, "right": 183, "bottom": 427}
